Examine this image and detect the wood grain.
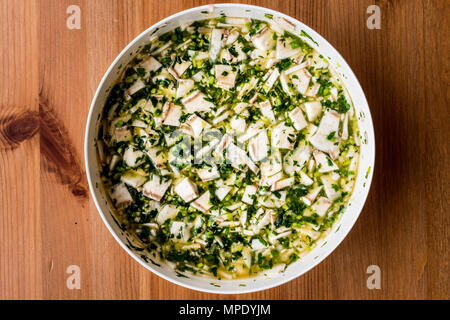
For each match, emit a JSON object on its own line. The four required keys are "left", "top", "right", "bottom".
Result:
{"left": 0, "top": 0, "right": 448, "bottom": 299}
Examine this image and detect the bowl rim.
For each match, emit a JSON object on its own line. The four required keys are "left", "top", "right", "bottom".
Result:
{"left": 84, "top": 3, "right": 375, "bottom": 294}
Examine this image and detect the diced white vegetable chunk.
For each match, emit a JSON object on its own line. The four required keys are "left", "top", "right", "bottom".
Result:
{"left": 185, "top": 114, "right": 211, "bottom": 137}
{"left": 192, "top": 70, "right": 206, "bottom": 82}
{"left": 284, "top": 145, "right": 311, "bottom": 175}
{"left": 226, "top": 143, "right": 259, "bottom": 174}
{"left": 301, "top": 186, "right": 322, "bottom": 206}
{"left": 321, "top": 175, "right": 341, "bottom": 201}
{"left": 215, "top": 185, "right": 232, "bottom": 201}
{"left": 271, "top": 123, "right": 296, "bottom": 150}
{"left": 137, "top": 56, "right": 162, "bottom": 74}
{"left": 121, "top": 170, "right": 147, "bottom": 189}
{"left": 263, "top": 68, "right": 280, "bottom": 92}
{"left": 260, "top": 150, "right": 283, "bottom": 186}
{"left": 317, "top": 109, "right": 340, "bottom": 136}
{"left": 259, "top": 100, "right": 276, "bottom": 122}
{"left": 111, "top": 183, "right": 133, "bottom": 207}
{"left": 156, "top": 204, "right": 179, "bottom": 224}
{"left": 289, "top": 107, "right": 307, "bottom": 131}
{"left": 248, "top": 129, "right": 269, "bottom": 162}
{"left": 276, "top": 38, "right": 302, "bottom": 59}
{"left": 123, "top": 146, "right": 145, "bottom": 168}
{"left": 174, "top": 177, "right": 199, "bottom": 202}
{"left": 113, "top": 127, "right": 132, "bottom": 142}
{"left": 146, "top": 146, "right": 168, "bottom": 170}
{"left": 341, "top": 113, "right": 349, "bottom": 140}
{"left": 304, "top": 101, "right": 322, "bottom": 122}
{"left": 234, "top": 102, "right": 248, "bottom": 114}
{"left": 269, "top": 231, "right": 292, "bottom": 244}
{"left": 215, "top": 64, "right": 237, "bottom": 90}
{"left": 170, "top": 60, "right": 191, "bottom": 79}
{"left": 230, "top": 116, "right": 247, "bottom": 133}
{"left": 191, "top": 191, "right": 212, "bottom": 213}
{"left": 313, "top": 150, "right": 338, "bottom": 172}
{"left": 242, "top": 185, "right": 258, "bottom": 205}
{"left": 251, "top": 27, "right": 275, "bottom": 51}
{"left": 305, "top": 82, "right": 321, "bottom": 97}
{"left": 271, "top": 177, "right": 295, "bottom": 191}
{"left": 290, "top": 68, "right": 311, "bottom": 94}
{"left": 212, "top": 111, "right": 230, "bottom": 124}
{"left": 195, "top": 139, "right": 219, "bottom": 159}
{"left": 238, "top": 121, "right": 264, "bottom": 142}
{"left": 215, "top": 133, "right": 233, "bottom": 156}
{"left": 279, "top": 71, "right": 291, "bottom": 95}
{"left": 126, "top": 79, "right": 146, "bottom": 96}
{"left": 300, "top": 171, "right": 314, "bottom": 186}
{"left": 310, "top": 134, "right": 340, "bottom": 161}
{"left": 197, "top": 166, "right": 220, "bottom": 181}
{"left": 182, "top": 90, "right": 214, "bottom": 113}
{"left": 251, "top": 238, "right": 267, "bottom": 250}
{"left": 210, "top": 29, "right": 225, "bottom": 61}
{"left": 176, "top": 79, "right": 194, "bottom": 98}
{"left": 170, "top": 221, "right": 189, "bottom": 241}
{"left": 311, "top": 197, "right": 332, "bottom": 217}
{"left": 142, "top": 175, "right": 172, "bottom": 201}
{"left": 272, "top": 16, "right": 296, "bottom": 32}
{"left": 162, "top": 102, "right": 182, "bottom": 127}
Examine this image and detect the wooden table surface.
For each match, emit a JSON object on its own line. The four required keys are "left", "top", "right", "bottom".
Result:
{"left": 0, "top": 0, "right": 448, "bottom": 300}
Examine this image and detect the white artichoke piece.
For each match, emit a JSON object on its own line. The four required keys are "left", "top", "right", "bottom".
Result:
{"left": 215, "top": 64, "right": 237, "bottom": 90}
{"left": 185, "top": 114, "right": 211, "bottom": 137}
{"left": 123, "top": 145, "right": 145, "bottom": 168}
{"left": 142, "top": 175, "right": 172, "bottom": 201}
{"left": 215, "top": 185, "right": 232, "bottom": 201}
{"left": 110, "top": 183, "right": 133, "bottom": 208}
{"left": 321, "top": 174, "right": 341, "bottom": 201}
{"left": 311, "top": 197, "right": 332, "bottom": 217}
{"left": 161, "top": 102, "right": 182, "bottom": 127}
{"left": 170, "top": 221, "right": 190, "bottom": 242}
{"left": 299, "top": 171, "right": 314, "bottom": 186}
{"left": 260, "top": 149, "right": 283, "bottom": 186}
{"left": 210, "top": 28, "right": 225, "bottom": 61}
{"left": 251, "top": 27, "right": 275, "bottom": 51}
{"left": 156, "top": 204, "right": 179, "bottom": 225}
{"left": 197, "top": 166, "right": 220, "bottom": 182}
{"left": 259, "top": 100, "right": 276, "bottom": 123}
{"left": 248, "top": 129, "right": 269, "bottom": 162}
{"left": 182, "top": 90, "right": 215, "bottom": 113}
{"left": 136, "top": 56, "right": 162, "bottom": 75}
{"left": 120, "top": 170, "right": 147, "bottom": 189}
{"left": 317, "top": 109, "right": 340, "bottom": 136}
{"left": 290, "top": 68, "right": 311, "bottom": 95}
{"left": 191, "top": 191, "right": 212, "bottom": 213}
{"left": 230, "top": 116, "right": 247, "bottom": 134}
{"left": 288, "top": 107, "right": 307, "bottom": 131}
{"left": 242, "top": 185, "right": 258, "bottom": 205}
{"left": 301, "top": 186, "right": 322, "bottom": 206}
{"left": 284, "top": 144, "right": 311, "bottom": 175}
{"left": 312, "top": 150, "right": 338, "bottom": 172}
{"left": 304, "top": 101, "right": 322, "bottom": 122}
{"left": 276, "top": 38, "right": 302, "bottom": 59}
{"left": 176, "top": 79, "right": 194, "bottom": 99}
{"left": 271, "top": 122, "right": 296, "bottom": 150}
{"left": 126, "top": 79, "right": 146, "bottom": 96}
{"left": 174, "top": 177, "right": 199, "bottom": 203}
{"left": 146, "top": 146, "right": 168, "bottom": 170}
{"left": 263, "top": 68, "right": 280, "bottom": 92}
{"left": 310, "top": 135, "right": 340, "bottom": 161}
{"left": 271, "top": 177, "right": 295, "bottom": 191}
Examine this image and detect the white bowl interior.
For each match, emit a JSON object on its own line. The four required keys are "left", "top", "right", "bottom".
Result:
{"left": 85, "top": 4, "right": 375, "bottom": 294}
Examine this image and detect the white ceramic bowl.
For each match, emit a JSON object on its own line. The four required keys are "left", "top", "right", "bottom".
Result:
{"left": 85, "top": 3, "right": 375, "bottom": 294}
